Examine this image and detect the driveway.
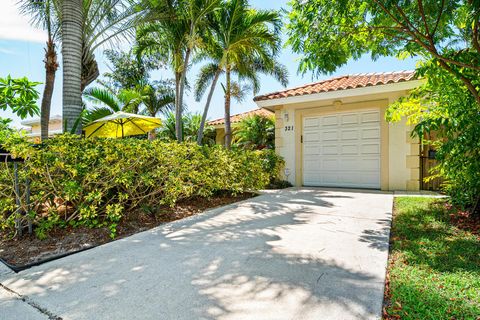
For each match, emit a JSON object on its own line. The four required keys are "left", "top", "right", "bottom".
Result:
{"left": 0, "top": 188, "right": 393, "bottom": 320}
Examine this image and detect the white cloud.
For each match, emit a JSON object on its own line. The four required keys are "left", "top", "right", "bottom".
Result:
{"left": 0, "top": 0, "right": 47, "bottom": 43}
{"left": 0, "top": 47, "right": 15, "bottom": 54}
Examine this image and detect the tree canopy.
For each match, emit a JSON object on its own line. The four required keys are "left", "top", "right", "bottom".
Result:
{"left": 286, "top": 0, "right": 480, "bottom": 105}
{"left": 0, "top": 76, "right": 40, "bottom": 119}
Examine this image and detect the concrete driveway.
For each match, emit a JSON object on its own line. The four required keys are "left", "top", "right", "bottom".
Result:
{"left": 0, "top": 188, "right": 393, "bottom": 320}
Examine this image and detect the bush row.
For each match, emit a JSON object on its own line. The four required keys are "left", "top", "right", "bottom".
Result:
{"left": 0, "top": 135, "right": 283, "bottom": 238}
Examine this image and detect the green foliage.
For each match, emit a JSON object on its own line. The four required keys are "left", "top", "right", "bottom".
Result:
{"left": 0, "top": 75, "right": 40, "bottom": 119}
{"left": 82, "top": 81, "right": 174, "bottom": 124}
{"left": 286, "top": 0, "right": 480, "bottom": 77}
{"left": 386, "top": 61, "right": 480, "bottom": 207}
{"left": 387, "top": 197, "right": 480, "bottom": 319}
{"left": 102, "top": 49, "right": 164, "bottom": 91}
{"left": 0, "top": 135, "right": 271, "bottom": 238}
{"left": 158, "top": 112, "right": 215, "bottom": 144}
{"left": 233, "top": 114, "right": 275, "bottom": 150}
{"left": 255, "top": 148, "right": 285, "bottom": 185}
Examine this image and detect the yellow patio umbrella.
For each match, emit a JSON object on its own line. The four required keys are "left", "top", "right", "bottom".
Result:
{"left": 83, "top": 111, "right": 162, "bottom": 138}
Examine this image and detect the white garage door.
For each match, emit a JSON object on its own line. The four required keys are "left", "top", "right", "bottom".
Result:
{"left": 303, "top": 110, "right": 381, "bottom": 189}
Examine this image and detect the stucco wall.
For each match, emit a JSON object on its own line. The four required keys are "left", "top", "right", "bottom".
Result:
{"left": 30, "top": 120, "right": 62, "bottom": 134}
{"left": 272, "top": 91, "right": 420, "bottom": 191}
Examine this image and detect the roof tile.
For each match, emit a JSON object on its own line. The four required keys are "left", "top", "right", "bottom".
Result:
{"left": 254, "top": 71, "right": 416, "bottom": 102}
{"left": 207, "top": 108, "right": 274, "bottom": 126}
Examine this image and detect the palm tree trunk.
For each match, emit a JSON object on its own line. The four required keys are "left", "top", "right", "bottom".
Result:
{"left": 40, "top": 38, "right": 59, "bottom": 141}
{"left": 197, "top": 70, "right": 220, "bottom": 145}
{"left": 62, "top": 0, "right": 84, "bottom": 134}
{"left": 224, "top": 67, "right": 232, "bottom": 149}
{"left": 174, "top": 71, "right": 181, "bottom": 141}
{"left": 176, "top": 48, "right": 191, "bottom": 142}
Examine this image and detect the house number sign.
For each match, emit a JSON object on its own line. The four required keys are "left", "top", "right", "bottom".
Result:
{"left": 284, "top": 125, "right": 294, "bottom": 131}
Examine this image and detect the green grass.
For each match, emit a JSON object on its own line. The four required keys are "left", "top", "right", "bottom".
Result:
{"left": 385, "top": 197, "right": 480, "bottom": 320}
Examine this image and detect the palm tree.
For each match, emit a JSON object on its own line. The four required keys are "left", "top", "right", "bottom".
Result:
{"left": 138, "top": 81, "right": 175, "bottom": 139}
{"left": 82, "top": 86, "right": 145, "bottom": 124}
{"left": 62, "top": 0, "right": 84, "bottom": 134}
{"left": 194, "top": 0, "right": 287, "bottom": 148}
{"left": 19, "top": 0, "right": 60, "bottom": 141}
{"left": 21, "top": 0, "right": 141, "bottom": 135}
{"left": 158, "top": 112, "right": 214, "bottom": 144}
{"left": 140, "top": 81, "right": 175, "bottom": 118}
{"left": 83, "top": 82, "right": 174, "bottom": 140}
{"left": 137, "top": 0, "right": 221, "bottom": 142}
{"left": 80, "top": 0, "right": 140, "bottom": 91}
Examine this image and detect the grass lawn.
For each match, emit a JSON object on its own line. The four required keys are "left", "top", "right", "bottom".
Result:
{"left": 384, "top": 197, "right": 480, "bottom": 319}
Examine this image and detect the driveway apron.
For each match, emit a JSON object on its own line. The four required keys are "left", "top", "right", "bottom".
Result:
{"left": 0, "top": 188, "right": 393, "bottom": 320}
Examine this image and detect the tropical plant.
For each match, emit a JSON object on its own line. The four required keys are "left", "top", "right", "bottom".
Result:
{"left": 20, "top": 0, "right": 142, "bottom": 134}
{"left": 137, "top": 0, "right": 221, "bottom": 142}
{"left": 158, "top": 112, "right": 215, "bottom": 144}
{"left": 82, "top": 86, "right": 145, "bottom": 123}
{"left": 19, "top": 0, "right": 60, "bottom": 141}
{"left": 234, "top": 114, "right": 275, "bottom": 150}
{"left": 0, "top": 75, "right": 40, "bottom": 119}
{"left": 60, "top": 0, "right": 83, "bottom": 134}
{"left": 139, "top": 81, "right": 175, "bottom": 117}
{"left": 194, "top": 0, "right": 287, "bottom": 148}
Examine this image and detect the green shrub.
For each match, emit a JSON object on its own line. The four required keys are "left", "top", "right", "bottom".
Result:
{"left": 0, "top": 134, "right": 272, "bottom": 238}
{"left": 255, "top": 149, "right": 285, "bottom": 184}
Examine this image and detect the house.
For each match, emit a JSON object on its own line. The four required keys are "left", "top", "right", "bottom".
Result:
{"left": 208, "top": 108, "right": 274, "bottom": 145}
{"left": 21, "top": 115, "right": 63, "bottom": 142}
{"left": 253, "top": 71, "right": 424, "bottom": 191}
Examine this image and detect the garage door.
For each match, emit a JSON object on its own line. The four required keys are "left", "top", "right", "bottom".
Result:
{"left": 303, "top": 110, "right": 381, "bottom": 189}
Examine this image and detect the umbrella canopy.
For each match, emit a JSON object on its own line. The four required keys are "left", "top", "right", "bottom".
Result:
{"left": 84, "top": 111, "right": 162, "bottom": 138}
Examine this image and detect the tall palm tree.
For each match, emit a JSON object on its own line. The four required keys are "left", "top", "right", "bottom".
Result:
{"left": 21, "top": 0, "right": 141, "bottom": 135}
{"left": 62, "top": 0, "right": 84, "bottom": 134}
{"left": 137, "top": 0, "right": 221, "bottom": 142}
{"left": 19, "top": 0, "right": 61, "bottom": 141}
{"left": 194, "top": 0, "right": 287, "bottom": 148}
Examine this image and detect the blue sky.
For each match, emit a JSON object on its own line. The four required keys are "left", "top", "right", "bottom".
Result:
{"left": 0, "top": 0, "right": 417, "bottom": 128}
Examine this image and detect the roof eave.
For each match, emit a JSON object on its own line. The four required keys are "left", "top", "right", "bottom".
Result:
{"left": 254, "top": 80, "right": 424, "bottom": 110}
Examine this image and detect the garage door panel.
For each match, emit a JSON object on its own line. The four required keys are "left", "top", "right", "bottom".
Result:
{"left": 322, "top": 145, "right": 339, "bottom": 155}
{"left": 322, "top": 116, "right": 338, "bottom": 126}
{"left": 361, "top": 143, "right": 380, "bottom": 154}
{"left": 361, "top": 128, "right": 380, "bottom": 139}
{"left": 341, "top": 129, "right": 358, "bottom": 140}
{"left": 322, "top": 131, "right": 338, "bottom": 141}
{"left": 304, "top": 118, "right": 319, "bottom": 128}
{"left": 304, "top": 132, "right": 319, "bottom": 142}
{"left": 341, "top": 114, "right": 359, "bottom": 125}
{"left": 341, "top": 145, "right": 358, "bottom": 155}
{"left": 322, "top": 159, "right": 339, "bottom": 170}
{"left": 362, "top": 112, "right": 380, "bottom": 123}
{"left": 303, "top": 110, "right": 381, "bottom": 189}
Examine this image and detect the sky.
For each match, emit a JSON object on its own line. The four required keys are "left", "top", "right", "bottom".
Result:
{"left": 0, "top": 0, "right": 418, "bottom": 128}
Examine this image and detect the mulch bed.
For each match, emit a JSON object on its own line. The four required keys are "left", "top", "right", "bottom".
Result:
{"left": 447, "top": 206, "right": 480, "bottom": 238}
{"left": 0, "top": 192, "right": 255, "bottom": 267}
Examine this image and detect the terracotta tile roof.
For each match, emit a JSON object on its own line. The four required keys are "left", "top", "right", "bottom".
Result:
{"left": 254, "top": 71, "right": 416, "bottom": 102}
{"left": 208, "top": 108, "right": 274, "bottom": 126}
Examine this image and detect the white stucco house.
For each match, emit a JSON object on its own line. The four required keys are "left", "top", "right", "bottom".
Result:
{"left": 254, "top": 71, "right": 425, "bottom": 191}
{"left": 21, "top": 115, "right": 63, "bottom": 142}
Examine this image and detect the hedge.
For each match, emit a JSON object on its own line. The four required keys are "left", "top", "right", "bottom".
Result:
{"left": 0, "top": 134, "right": 283, "bottom": 239}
